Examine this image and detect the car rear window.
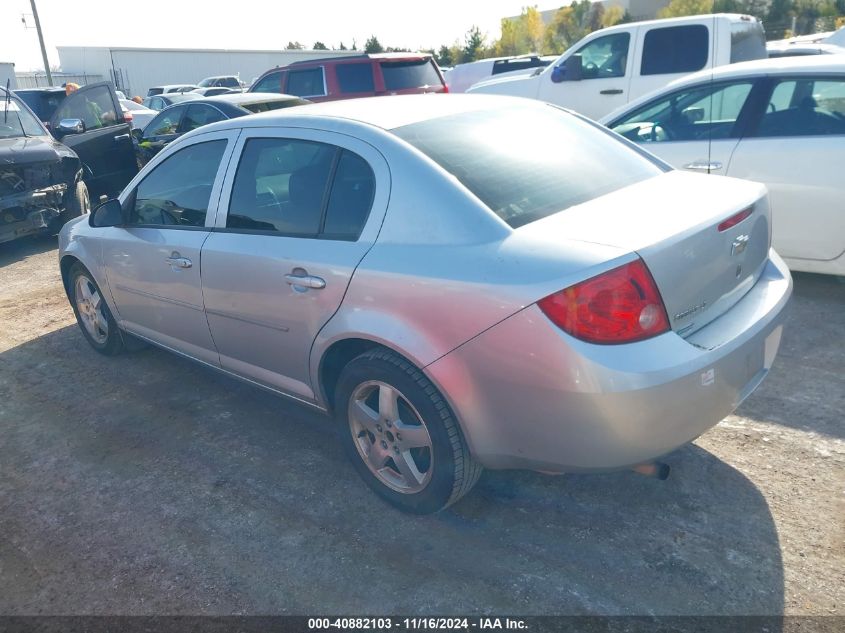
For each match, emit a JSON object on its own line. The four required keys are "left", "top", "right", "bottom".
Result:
{"left": 380, "top": 59, "right": 442, "bottom": 90}
{"left": 392, "top": 106, "right": 664, "bottom": 228}
{"left": 16, "top": 91, "right": 63, "bottom": 121}
{"left": 641, "top": 25, "right": 709, "bottom": 76}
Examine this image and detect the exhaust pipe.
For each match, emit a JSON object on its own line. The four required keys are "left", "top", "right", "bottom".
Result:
{"left": 632, "top": 461, "right": 670, "bottom": 480}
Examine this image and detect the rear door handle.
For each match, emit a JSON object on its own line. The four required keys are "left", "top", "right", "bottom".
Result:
{"left": 285, "top": 273, "right": 326, "bottom": 290}
{"left": 114, "top": 133, "right": 131, "bottom": 142}
{"left": 600, "top": 89, "right": 623, "bottom": 95}
{"left": 166, "top": 255, "right": 192, "bottom": 269}
{"left": 683, "top": 161, "right": 723, "bottom": 172}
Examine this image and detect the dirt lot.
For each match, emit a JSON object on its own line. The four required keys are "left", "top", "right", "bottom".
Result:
{"left": 0, "top": 235, "right": 842, "bottom": 616}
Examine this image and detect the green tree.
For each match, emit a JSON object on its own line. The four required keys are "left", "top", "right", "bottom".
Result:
{"left": 338, "top": 42, "right": 348, "bottom": 50}
{"left": 312, "top": 41, "right": 328, "bottom": 50}
{"left": 364, "top": 36, "right": 384, "bottom": 53}
{"left": 461, "top": 25, "right": 486, "bottom": 62}
{"left": 285, "top": 41, "right": 305, "bottom": 50}
{"left": 658, "top": 0, "right": 716, "bottom": 18}
{"left": 437, "top": 45, "right": 454, "bottom": 66}
{"left": 602, "top": 5, "right": 626, "bottom": 27}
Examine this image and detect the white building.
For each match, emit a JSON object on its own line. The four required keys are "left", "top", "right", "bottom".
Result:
{"left": 0, "top": 63, "right": 16, "bottom": 90}
{"left": 57, "top": 46, "right": 359, "bottom": 97}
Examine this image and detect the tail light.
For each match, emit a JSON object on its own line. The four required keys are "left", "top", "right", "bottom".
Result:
{"left": 717, "top": 206, "right": 752, "bottom": 232}
{"left": 537, "top": 259, "right": 670, "bottom": 344}
{"left": 442, "top": 84, "right": 449, "bottom": 93}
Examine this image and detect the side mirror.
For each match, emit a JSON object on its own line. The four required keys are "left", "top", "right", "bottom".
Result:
{"left": 55, "top": 118, "right": 85, "bottom": 137}
{"left": 89, "top": 198, "right": 124, "bottom": 228}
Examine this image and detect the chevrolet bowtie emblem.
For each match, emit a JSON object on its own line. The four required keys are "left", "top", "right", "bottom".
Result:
{"left": 732, "top": 234, "right": 750, "bottom": 256}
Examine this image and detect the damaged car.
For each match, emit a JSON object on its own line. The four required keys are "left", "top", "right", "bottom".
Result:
{"left": 1, "top": 83, "right": 137, "bottom": 244}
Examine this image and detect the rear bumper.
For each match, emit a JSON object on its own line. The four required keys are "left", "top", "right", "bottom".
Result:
{"left": 426, "top": 250, "right": 792, "bottom": 472}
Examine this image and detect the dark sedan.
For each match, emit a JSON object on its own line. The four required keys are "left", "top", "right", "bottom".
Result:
{"left": 134, "top": 93, "right": 308, "bottom": 166}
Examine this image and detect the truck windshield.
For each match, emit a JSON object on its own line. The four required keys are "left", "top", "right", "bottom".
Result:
{"left": 393, "top": 105, "right": 664, "bottom": 228}
{"left": 0, "top": 95, "right": 47, "bottom": 139}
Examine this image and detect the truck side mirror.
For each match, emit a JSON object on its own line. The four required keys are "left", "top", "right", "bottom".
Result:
{"left": 55, "top": 118, "right": 85, "bottom": 137}
{"left": 563, "top": 55, "right": 583, "bottom": 82}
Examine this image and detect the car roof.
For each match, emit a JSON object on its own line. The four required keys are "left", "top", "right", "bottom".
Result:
{"left": 191, "top": 93, "right": 546, "bottom": 133}
{"left": 201, "top": 92, "right": 302, "bottom": 106}
{"left": 14, "top": 87, "right": 66, "bottom": 94}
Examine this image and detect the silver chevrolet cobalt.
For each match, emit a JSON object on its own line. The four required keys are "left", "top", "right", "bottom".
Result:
{"left": 59, "top": 95, "right": 792, "bottom": 513}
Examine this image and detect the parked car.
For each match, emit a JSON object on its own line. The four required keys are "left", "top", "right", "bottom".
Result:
{"left": 250, "top": 53, "right": 447, "bottom": 101}
{"left": 197, "top": 75, "right": 244, "bottom": 90}
{"left": 1, "top": 87, "right": 107, "bottom": 243}
{"left": 143, "top": 92, "right": 202, "bottom": 111}
{"left": 146, "top": 85, "right": 198, "bottom": 97}
{"left": 134, "top": 92, "right": 307, "bottom": 166}
{"left": 602, "top": 56, "right": 845, "bottom": 276}
{"left": 119, "top": 98, "right": 158, "bottom": 130}
{"left": 444, "top": 54, "right": 554, "bottom": 93}
{"left": 59, "top": 94, "right": 790, "bottom": 513}
{"left": 469, "top": 14, "right": 766, "bottom": 120}
{"left": 14, "top": 87, "right": 68, "bottom": 129}
{"left": 191, "top": 87, "right": 239, "bottom": 97}
{"left": 767, "top": 42, "right": 845, "bottom": 58}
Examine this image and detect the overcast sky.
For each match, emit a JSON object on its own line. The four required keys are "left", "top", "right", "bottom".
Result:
{"left": 0, "top": 0, "right": 551, "bottom": 71}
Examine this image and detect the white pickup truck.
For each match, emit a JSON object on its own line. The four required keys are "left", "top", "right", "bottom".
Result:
{"left": 469, "top": 13, "right": 766, "bottom": 120}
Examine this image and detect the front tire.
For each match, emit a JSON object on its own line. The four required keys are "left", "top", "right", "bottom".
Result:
{"left": 68, "top": 263, "right": 124, "bottom": 356}
{"left": 335, "top": 349, "right": 482, "bottom": 514}
{"left": 58, "top": 180, "right": 90, "bottom": 228}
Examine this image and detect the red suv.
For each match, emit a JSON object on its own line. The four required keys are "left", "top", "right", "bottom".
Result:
{"left": 249, "top": 53, "right": 447, "bottom": 102}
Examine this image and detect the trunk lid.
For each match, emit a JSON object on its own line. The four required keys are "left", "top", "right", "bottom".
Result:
{"left": 522, "top": 171, "right": 771, "bottom": 337}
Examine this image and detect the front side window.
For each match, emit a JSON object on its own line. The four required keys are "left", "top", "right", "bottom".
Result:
{"left": 127, "top": 140, "right": 226, "bottom": 227}
{"left": 252, "top": 72, "right": 283, "bottom": 94}
{"left": 753, "top": 78, "right": 845, "bottom": 137}
{"left": 609, "top": 81, "right": 754, "bottom": 143}
{"left": 181, "top": 104, "right": 226, "bottom": 133}
{"left": 228, "top": 138, "right": 335, "bottom": 234}
{"left": 144, "top": 107, "right": 184, "bottom": 138}
{"left": 641, "top": 25, "right": 709, "bottom": 76}
{"left": 393, "top": 106, "right": 664, "bottom": 229}
{"left": 337, "top": 63, "right": 376, "bottom": 93}
{"left": 54, "top": 85, "right": 119, "bottom": 131}
{"left": 286, "top": 68, "right": 326, "bottom": 97}
{"left": 575, "top": 33, "right": 630, "bottom": 80}
{"left": 380, "top": 59, "right": 442, "bottom": 90}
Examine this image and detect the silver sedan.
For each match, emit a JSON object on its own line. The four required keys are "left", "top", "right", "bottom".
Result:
{"left": 58, "top": 95, "right": 792, "bottom": 513}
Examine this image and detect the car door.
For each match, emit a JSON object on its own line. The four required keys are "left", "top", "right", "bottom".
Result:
{"left": 200, "top": 129, "right": 389, "bottom": 401}
{"left": 540, "top": 31, "right": 634, "bottom": 120}
{"left": 100, "top": 130, "right": 239, "bottom": 364}
{"left": 606, "top": 79, "right": 759, "bottom": 175}
{"left": 49, "top": 81, "right": 138, "bottom": 200}
{"left": 727, "top": 75, "right": 845, "bottom": 265}
{"left": 137, "top": 105, "right": 187, "bottom": 166}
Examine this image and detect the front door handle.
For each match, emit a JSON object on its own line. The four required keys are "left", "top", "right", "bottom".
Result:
{"left": 285, "top": 273, "right": 326, "bottom": 290}
{"left": 683, "top": 160, "right": 723, "bottom": 172}
{"left": 600, "top": 89, "right": 624, "bottom": 95}
{"left": 114, "top": 133, "right": 131, "bottom": 142}
{"left": 166, "top": 254, "right": 192, "bottom": 269}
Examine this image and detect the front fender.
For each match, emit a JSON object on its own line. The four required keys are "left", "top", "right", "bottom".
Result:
{"left": 58, "top": 219, "right": 118, "bottom": 317}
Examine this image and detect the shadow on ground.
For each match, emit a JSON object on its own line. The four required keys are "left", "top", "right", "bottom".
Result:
{"left": 0, "top": 235, "right": 57, "bottom": 267}
{"left": 0, "top": 323, "right": 784, "bottom": 616}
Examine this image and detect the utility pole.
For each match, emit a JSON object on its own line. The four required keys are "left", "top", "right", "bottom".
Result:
{"left": 29, "top": 0, "right": 53, "bottom": 86}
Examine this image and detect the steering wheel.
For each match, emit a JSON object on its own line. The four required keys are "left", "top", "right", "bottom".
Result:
{"left": 646, "top": 122, "right": 673, "bottom": 142}
{"left": 137, "top": 200, "right": 180, "bottom": 225}
{"left": 584, "top": 62, "right": 598, "bottom": 78}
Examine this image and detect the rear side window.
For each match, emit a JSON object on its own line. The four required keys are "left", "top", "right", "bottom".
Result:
{"left": 144, "top": 107, "right": 184, "bottom": 138}
{"left": 754, "top": 78, "right": 845, "bottom": 137}
{"left": 641, "top": 25, "right": 708, "bottom": 76}
{"left": 128, "top": 140, "right": 226, "bottom": 227}
{"left": 381, "top": 59, "right": 442, "bottom": 90}
{"left": 228, "top": 138, "right": 335, "bottom": 235}
{"left": 731, "top": 20, "right": 766, "bottom": 63}
{"left": 323, "top": 151, "right": 375, "bottom": 239}
{"left": 393, "top": 106, "right": 664, "bottom": 229}
{"left": 287, "top": 68, "right": 326, "bottom": 97}
{"left": 492, "top": 58, "right": 544, "bottom": 75}
{"left": 252, "top": 72, "right": 283, "bottom": 94}
{"left": 337, "top": 63, "right": 376, "bottom": 93}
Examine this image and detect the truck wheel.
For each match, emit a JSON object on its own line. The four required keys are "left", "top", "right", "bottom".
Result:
{"left": 58, "top": 180, "right": 91, "bottom": 228}
{"left": 68, "top": 262, "right": 124, "bottom": 356}
{"left": 335, "top": 349, "right": 482, "bottom": 514}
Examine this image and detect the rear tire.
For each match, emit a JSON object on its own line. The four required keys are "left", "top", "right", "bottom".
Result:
{"left": 335, "top": 349, "right": 482, "bottom": 514}
{"left": 68, "top": 262, "right": 124, "bottom": 356}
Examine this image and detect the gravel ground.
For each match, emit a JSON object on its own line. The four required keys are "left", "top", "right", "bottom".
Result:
{"left": 0, "top": 235, "right": 842, "bottom": 616}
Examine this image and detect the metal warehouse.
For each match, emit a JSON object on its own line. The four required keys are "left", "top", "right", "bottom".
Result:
{"left": 56, "top": 46, "right": 359, "bottom": 97}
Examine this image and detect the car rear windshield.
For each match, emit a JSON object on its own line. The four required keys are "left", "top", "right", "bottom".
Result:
{"left": 0, "top": 97, "right": 47, "bottom": 138}
{"left": 392, "top": 106, "right": 665, "bottom": 228}
{"left": 380, "top": 59, "right": 442, "bottom": 90}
